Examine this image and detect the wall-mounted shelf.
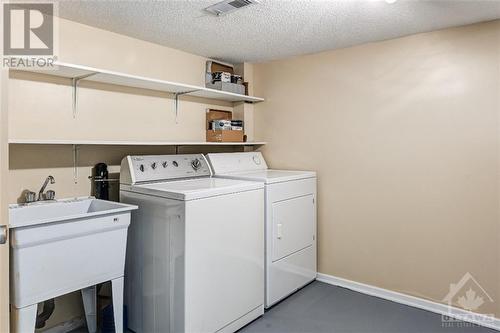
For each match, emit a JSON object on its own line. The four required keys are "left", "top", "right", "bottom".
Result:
{"left": 9, "top": 139, "right": 266, "bottom": 184}
{"left": 12, "top": 62, "right": 264, "bottom": 119}
{"left": 8, "top": 139, "right": 266, "bottom": 146}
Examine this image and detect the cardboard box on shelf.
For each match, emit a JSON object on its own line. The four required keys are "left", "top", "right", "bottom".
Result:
{"left": 206, "top": 61, "right": 234, "bottom": 87}
{"left": 206, "top": 109, "right": 232, "bottom": 127}
{"left": 206, "top": 109, "right": 245, "bottom": 142}
{"left": 207, "top": 130, "right": 244, "bottom": 143}
{"left": 206, "top": 61, "right": 246, "bottom": 95}
{"left": 206, "top": 81, "right": 245, "bottom": 95}
{"left": 206, "top": 61, "right": 234, "bottom": 75}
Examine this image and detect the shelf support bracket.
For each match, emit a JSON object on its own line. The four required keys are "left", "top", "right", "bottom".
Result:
{"left": 72, "top": 72, "right": 99, "bottom": 119}
{"left": 72, "top": 144, "right": 79, "bottom": 184}
{"left": 173, "top": 90, "right": 199, "bottom": 124}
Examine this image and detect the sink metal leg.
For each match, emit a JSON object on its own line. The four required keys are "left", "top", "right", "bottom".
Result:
{"left": 111, "top": 277, "right": 124, "bottom": 333}
{"left": 11, "top": 304, "right": 37, "bottom": 333}
{"left": 81, "top": 285, "right": 97, "bottom": 333}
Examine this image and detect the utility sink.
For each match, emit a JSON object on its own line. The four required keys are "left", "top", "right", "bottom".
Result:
{"left": 9, "top": 197, "right": 136, "bottom": 228}
{"left": 9, "top": 197, "right": 137, "bottom": 333}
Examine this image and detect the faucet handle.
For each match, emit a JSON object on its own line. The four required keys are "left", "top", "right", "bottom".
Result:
{"left": 45, "top": 190, "right": 56, "bottom": 201}
{"left": 25, "top": 191, "right": 36, "bottom": 204}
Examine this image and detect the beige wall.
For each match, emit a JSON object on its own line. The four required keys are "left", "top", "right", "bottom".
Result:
{"left": 8, "top": 17, "right": 253, "bottom": 204}
{"left": 1, "top": 3, "right": 9, "bottom": 330}
{"left": 254, "top": 20, "right": 500, "bottom": 317}
{"left": 7, "top": 18, "right": 253, "bottom": 329}
{"left": 1, "top": 69, "right": 10, "bottom": 333}
{"left": 8, "top": 11, "right": 500, "bottom": 329}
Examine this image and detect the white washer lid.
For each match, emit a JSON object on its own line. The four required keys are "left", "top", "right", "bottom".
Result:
{"left": 217, "top": 169, "right": 316, "bottom": 184}
{"left": 124, "top": 177, "right": 264, "bottom": 200}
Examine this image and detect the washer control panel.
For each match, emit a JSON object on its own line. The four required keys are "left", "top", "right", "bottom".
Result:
{"left": 120, "top": 154, "right": 211, "bottom": 184}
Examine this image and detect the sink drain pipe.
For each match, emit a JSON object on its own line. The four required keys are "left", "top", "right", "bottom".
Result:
{"left": 35, "top": 299, "right": 55, "bottom": 329}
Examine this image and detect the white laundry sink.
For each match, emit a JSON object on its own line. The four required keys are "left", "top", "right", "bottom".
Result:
{"left": 9, "top": 196, "right": 136, "bottom": 228}
{"left": 9, "top": 197, "right": 137, "bottom": 333}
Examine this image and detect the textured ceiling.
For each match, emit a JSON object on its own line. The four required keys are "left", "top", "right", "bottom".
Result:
{"left": 56, "top": 0, "right": 500, "bottom": 63}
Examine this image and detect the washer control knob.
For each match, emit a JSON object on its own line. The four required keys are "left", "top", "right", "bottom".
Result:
{"left": 252, "top": 155, "right": 261, "bottom": 165}
{"left": 172, "top": 161, "right": 179, "bottom": 167}
{"left": 139, "top": 164, "right": 145, "bottom": 172}
{"left": 151, "top": 162, "right": 157, "bottom": 170}
{"left": 191, "top": 158, "right": 202, "bottom": 170}
{"left": 162, "top": 161, "right": 168, "bottom": 168}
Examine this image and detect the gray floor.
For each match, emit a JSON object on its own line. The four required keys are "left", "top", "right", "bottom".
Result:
{"left": 71, "top": 281, "right": 497, "bottom": 333}
{"left": 238, "top": 281, "right": 497, "bottom": 333}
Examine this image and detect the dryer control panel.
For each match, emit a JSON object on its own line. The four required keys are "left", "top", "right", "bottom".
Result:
{"left": 120, "top": 154, "right": 211, "bottom": 185}
{"left": 206, "top": 152, "right": 268, "bottom": 174}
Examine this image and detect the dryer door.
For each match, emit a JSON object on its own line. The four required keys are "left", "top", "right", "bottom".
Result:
{"left": 266, "top": 177, "right": 317, "bottom": 307}
{"left": 271, "top": 194, "right": 314, "bottom": 261}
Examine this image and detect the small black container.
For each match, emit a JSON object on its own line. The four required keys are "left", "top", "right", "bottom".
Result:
{"left": 94, "top": 163, "right": 109, "bottom": 200}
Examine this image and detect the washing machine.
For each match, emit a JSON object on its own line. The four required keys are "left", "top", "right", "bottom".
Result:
{"left": 206, "top": 152, "right": 317, "bottom": 308}
{"left": 119, "top": 154, "right": 264, "bottom": 333}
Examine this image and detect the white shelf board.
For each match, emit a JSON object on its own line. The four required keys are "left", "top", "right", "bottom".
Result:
{"left": 13, "top": 62, "right": 264, "bottom": 103}
{"left": 8, "top": 139, "right": 266, "bottom": 146}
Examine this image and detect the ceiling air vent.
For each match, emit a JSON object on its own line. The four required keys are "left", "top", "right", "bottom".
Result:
{"left": 205, "top": 0, "right": 259, "bottom": 16}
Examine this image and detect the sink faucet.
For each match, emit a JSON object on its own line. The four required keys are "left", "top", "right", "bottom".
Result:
{"left": 38, "top": 176, "right": 56, "bottom": 201}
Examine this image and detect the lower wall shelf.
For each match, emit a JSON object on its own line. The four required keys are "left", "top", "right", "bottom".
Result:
{"left": 8, "top": 139, "right": 266, "bottom": 146}
{"left": 9, "top": 139, "right": 265, "bottom": 185}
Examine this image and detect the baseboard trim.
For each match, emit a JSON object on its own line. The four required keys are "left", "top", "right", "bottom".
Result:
{"left": 316, "top": 273, "right": 500, "bottom": 331}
